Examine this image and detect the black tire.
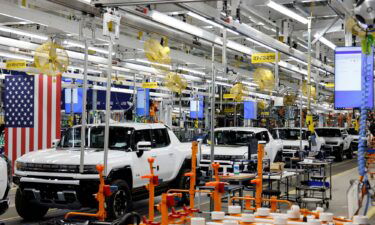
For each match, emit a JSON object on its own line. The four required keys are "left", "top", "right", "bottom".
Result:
{"left": 176, "top": 169, "right": 191, "bottom": 206}
{"left": 335, "top": 147, "right": 344, "bottom": 162}
{"left": 15, "top": 188, "right": 49, "bottom": 221}
{"left": 346, "top": 145, "right": 354, "bottom": 159}
{"left": 107, "top": 179, "right": 133, "bottom": 220}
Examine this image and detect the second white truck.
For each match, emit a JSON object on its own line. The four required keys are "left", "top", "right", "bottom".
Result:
{"left": 199, "top": 127, "right": 283, "bottom": 173}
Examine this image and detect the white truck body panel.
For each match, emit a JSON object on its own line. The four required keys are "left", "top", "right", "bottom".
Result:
{"left": 0, "top": 157, "right": 7, "bottom": 199}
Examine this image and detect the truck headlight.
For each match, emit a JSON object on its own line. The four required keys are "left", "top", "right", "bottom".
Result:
{"left": 15, "top": 161, "right": 25, "bottom": 171}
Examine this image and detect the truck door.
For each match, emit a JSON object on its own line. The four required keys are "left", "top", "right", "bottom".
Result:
{"left": 131, "top": 129, "right": 154, "bottom": 188}
{"left": 150, "top": 128, "right": 176, "bottom": 182}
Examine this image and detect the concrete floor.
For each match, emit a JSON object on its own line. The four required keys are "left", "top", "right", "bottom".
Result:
{"left": 1, "top": 158, "right": 373, "bottom": 224}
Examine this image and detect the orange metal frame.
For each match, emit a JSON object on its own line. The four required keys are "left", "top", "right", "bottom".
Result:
{"left": 141, "top": 157, "right": 158, "bottom": 222}
{"left": 65, "top": 164, "right": 108, "bottom": 221}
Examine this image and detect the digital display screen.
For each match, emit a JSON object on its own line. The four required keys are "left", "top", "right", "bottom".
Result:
{"left": 190, "top": 96, "right": 204, "bottom": 119}
{"left": 244, "top": 101, "right": 257, "bottom": 119}
{"left": 136, "top": 88, "right": 150, "bottom": 116}
{"left": 334, "top": 47, "right": 374, "bottom": 109}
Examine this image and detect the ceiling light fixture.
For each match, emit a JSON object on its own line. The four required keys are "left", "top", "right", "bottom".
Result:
{"left": 0, "top": 51, "right": 33, "bottom": 61}
{"left": 245, "top": 38, "right": 275, "bottom": 51}
{"left": 187, "top": 12, "right": 224, "bottom": 29}
{"left": 267, "top": 1, "right": 308, "bottom": 24}
{"left": 313, "top": 34, "right": 336, "bottom": 50}
{"left": 0, "top": 25, "right": 48, "bottom": 41}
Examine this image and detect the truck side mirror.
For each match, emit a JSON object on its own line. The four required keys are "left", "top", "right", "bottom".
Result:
{"left": 136, "top": 141, "right": 152, "bottom": 157}
{"left": 52, "top": 139, "right": 60, "bottom": 148}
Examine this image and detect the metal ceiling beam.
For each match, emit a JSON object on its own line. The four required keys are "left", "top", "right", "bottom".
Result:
{"left": 92, "top": 0, "right": 222, "bottom": 7}
{"left": 311, "top": 16, "right": 340, "bottom": 45}
{"left": 47, "top": 0, "right": 101, "bottom": 16}
{"left": 179, "top": 2, "right": 334, "bottom": 73}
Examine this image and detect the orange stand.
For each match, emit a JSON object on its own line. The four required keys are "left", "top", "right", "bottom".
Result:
{"left": 245, "top": 143, "right": 264, "bottom": 210}
{"left": 205, "top": 162, "right": 227, "bottom": 211}
{"left": 141, "top": 157, "right": 159, "bottom": 223}
{"left": 65, "top": 164, "right": 111, "bottom": 221}
{"left": 184, "top": 141, "right": 198, "bottom": 209}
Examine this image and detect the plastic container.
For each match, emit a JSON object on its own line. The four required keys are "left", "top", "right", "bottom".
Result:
{"left": 211, "top": 211, "right": 225, "bottom": 221}
{"left": 256, "top": 208, "right": 270, "bottom": 217}
{"left": 274, "top": 216, "right": 288, "bottom": 225}
{"left": 191, "top": 217, "right": 206, "bottom": 225}
{"left": 241, "top": 214, "right": 255, "bottom": 223}
{"left": 352, "top": 215, "right": 370, "bottom": 225}
{"left": 228, "top": 205, "right": 241, "bottom": 214}
{"left": 223, "top": 220, "right": 238, "bottom": 225}
{"left": 320, "top": 212, "right": 333, "bottom": 223}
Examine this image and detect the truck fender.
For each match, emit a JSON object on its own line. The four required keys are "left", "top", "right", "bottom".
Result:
{"left": 107, "top": 166, "right": 133, "bottom": 189}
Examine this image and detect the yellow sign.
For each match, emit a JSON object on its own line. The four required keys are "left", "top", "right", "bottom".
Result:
{"left": 6, "top": 60, "right": 27, "bottom": 70}
{"left": 224, "top": 108, "right": 235, "bottom": 113}
{"left": 306, "top": 114, "right": 314, "bottom": 132}
{"left": 223, "top": 94, "right": 235, "bottom": 99}
{"left": 324, "top": 83, "right": 334, "bottom": 88}
{"left": 251, "top": 52, "right": 281, "bottom": 64}
{"left": 261, "top": 111, "right": 270, "bottom": 116}
{"left": 142, "top": 82, "right": 158, "bottom": 89}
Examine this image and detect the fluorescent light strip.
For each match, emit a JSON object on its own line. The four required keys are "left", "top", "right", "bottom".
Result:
{"left": 187, "top": 12, "right": 223, "bottom": 29}
{"left": 246, "top": 37, "right": 275, "bottom": 51}
{"left": 314, "top": 34, "right": 336, "bottom": 50}
{"left": 288, "top": 56, "right": 308, "bottom": 66}
{"left": 267, "top": 1, "right": 308, "bottom": 24}
{"left": 0, "top": 25, "right": 48, "bottom": 41}
{"left": 0, "top": 51, "right": 33, "bottom": 61}
{"left": 64, "top": 40, "right": 110, "bottom": 55}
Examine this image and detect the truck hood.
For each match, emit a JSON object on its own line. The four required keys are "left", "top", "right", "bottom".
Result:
{"left": 201, "top": 145, "right": 248, "bottom": 156}
{"left": 17, "top": 148, "right": 125, "bottom": 165}
{"left": 321, "top": 137, "right": 343, "bottom": 144}
{"left": 281, "top": 140, "right": 308, "bottom": 147}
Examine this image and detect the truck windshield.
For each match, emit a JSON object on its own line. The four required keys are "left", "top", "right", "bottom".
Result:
{"left": 277, "top": 129, "right": 307, "bottom": 140}
{"left": 214, "top": 131, "right": 254, "bottom": 146}
{"left": 315, "top": 129, "right": 341, "bottom": 137}
{"left": 60, "top": 126, "right": 133, "bottom": 150}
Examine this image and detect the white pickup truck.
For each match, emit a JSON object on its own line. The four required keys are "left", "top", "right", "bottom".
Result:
{"left": 271, "top": 128, "right": 325, "bottom": 159}
{"left": 315, "top": 127, "right": 354, "bottom": 161}
{"left": 13, "top": 123, "right": 193, "bottom": 221}
{"left": 0, "top": 152, "right": 11, "bottom": 216}
{"left": 199, "top": 127, "right": 283, "bottom": 173}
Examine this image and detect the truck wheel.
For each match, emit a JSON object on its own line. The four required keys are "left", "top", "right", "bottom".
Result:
{"left": 176, "top": 169, "right": 191, "bottom": 206}
{"left": 107, "top": 179, "right": 132, "bottom": 219}
{"left": 15, "top": 188, "right": 49, "bottom": 221}
{"left": 335, "top": 147, "right": 344, "bottom": 162}
{"left": 346, "top": 145, "right": 354, "bottom": 159}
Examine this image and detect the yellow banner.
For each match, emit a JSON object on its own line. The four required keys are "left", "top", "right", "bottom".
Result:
{"left": 261, "top": 111, "right": 270, "bottom": 116}
{"left": 6, "top": 60, "right": 27, "bottom": 70}
{"left": 324, "top": 83, "right": 334, "bottom": 88}
{"left": 224, "top": 108, "right": 234, "bottom": 113}
{"left": 251, "top": 52, "right": 281, "bottom": 64}
{"left": 142, "top": 82, "right": 158, "bottom": 89}
{"left": 223, "top": 94, "right": 235, "bottom": 99}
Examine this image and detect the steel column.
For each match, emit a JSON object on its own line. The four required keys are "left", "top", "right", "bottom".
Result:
{"left": 210, "top": 44, "right": 216, "bottom": 166}
{"left": 103, "top": 39, "right": 113, "bottom": 176}
{"left": 79, "top": 39, "right": 89, "bottom": 173}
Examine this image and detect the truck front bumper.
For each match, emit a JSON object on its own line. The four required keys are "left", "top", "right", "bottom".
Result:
{"left": 14, "top": 176, "right": 99, "bottom": 209}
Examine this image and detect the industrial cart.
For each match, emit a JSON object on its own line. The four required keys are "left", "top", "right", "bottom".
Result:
{"left": 296, "top": 160, "right": 333, "bottom": 209}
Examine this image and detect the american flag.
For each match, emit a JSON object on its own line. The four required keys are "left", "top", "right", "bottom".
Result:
{"left": 4, "top": 74, "right": 61, "bottom": 166}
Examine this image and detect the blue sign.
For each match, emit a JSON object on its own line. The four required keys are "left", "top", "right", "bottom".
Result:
{"left": 136, "top": 88, "right": 149, "bottom": 116}
{"left": 244, "top": 101, "right": 257, "bottom": 119}
{"left": 62, "top": 79, "right": 132, "bottom": 113}
{"left": 190, "top": 96, "right": 204, "bottom": 119}
{"left": 334, "top": 47, "right": 374, "bottom": 109}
